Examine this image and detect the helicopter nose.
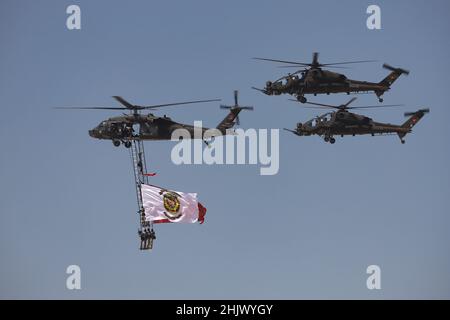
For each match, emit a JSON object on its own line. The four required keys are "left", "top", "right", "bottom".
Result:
{"left": 88, "top": 129, "right": 97, "bottom": 138}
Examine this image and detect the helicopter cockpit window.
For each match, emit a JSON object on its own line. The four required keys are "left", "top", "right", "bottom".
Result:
{"left": 304, "top": 119, "right": 316, "bottom": 128}
{"left": 321, "top": 113, "right": 331, "bottom": 122}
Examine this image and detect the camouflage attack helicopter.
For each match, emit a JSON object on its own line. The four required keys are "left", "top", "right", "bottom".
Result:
{"left": 284, "top": 97, "right": 429, "bottom": 144}
{"left": 56, "top": 92, "right": 252, "bottom": 147}
{"left": 252, "top": 52, "right": 409, "bottom": 103}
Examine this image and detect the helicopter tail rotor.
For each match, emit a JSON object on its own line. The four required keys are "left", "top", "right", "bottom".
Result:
{"left": 220, "top": 105, "right": 253, "bottom": 126}
{"left": 218, "top": 91, "right": 253, "bottom": 128}
{"left": 404, "top": 108, "right": 430, "bottom": 117}
{"left": 398, "top": 108, "right": 429, "bottom": 143}
{"left": 382, "top": 63, "right": 410, "bottom": 75}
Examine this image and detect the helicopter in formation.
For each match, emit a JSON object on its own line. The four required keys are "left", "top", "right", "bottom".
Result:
{"left": 56, "top": 53, "right": 424, "bottom": 148}
{"left": 284, "top": 97, "right": 429, "bottom": 144}
{"left": 57, "top": 92, "right": 252, "bottom": 148}
{"left": 252, "top": 52, "right": 409, "bottom": 103}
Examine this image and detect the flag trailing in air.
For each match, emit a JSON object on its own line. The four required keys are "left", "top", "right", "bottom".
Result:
{"left": 143, "top": 172, "right": 157, "bottom": 177}
{"left": 140, "top": 184, "right": 207, "bottom": 224}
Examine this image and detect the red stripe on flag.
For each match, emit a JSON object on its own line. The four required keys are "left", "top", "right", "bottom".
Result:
{"left": 198, "top": 202, "right": 207, "bottom": 224}
{"left": 143, "top": 172, "right": 157, "bottom": 177}
{"left": 150, "top": 202, "right": 207, "bottom": 224}
{"left": 153, "top": 219, "right": 171, "bottom": 224}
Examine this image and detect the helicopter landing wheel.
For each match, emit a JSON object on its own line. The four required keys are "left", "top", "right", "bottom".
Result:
{"left": 124, "top": 141, "right": 132, "bottom": 148}
{"left": 329, "top": 138, "right": 336, "bottom": 144}
{"left": 324, "top": 136, "right": 330, "bottom": 142}
{"left": 297, "top": 95, "right": 307, "bottom": 103}
{"left": 112, "top": 140, "right": 121, "bottom": 147}
{"left": 379, "top": 98, "right": 384, "bottom": 103}
{"left": 401, "top": 140, "right": 405, "bottom": 144}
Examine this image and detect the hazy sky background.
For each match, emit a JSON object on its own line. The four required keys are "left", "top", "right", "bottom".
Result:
{"left": 1, "top": 0, "right": 449, "bottom": 299}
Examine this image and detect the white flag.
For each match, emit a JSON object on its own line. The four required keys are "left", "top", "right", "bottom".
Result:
{"left": 140, "top": 184, "right": 206, "bottom": 224}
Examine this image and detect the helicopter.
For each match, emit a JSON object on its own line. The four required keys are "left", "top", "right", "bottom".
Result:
{"left": 252, "top": 52, "right": 409, "bottom": 103}
{"left": 56, "top": 91, "right": 253, "bottom": 148}
{"left": 283, "top": 97, "right": 429, "bottom": 144}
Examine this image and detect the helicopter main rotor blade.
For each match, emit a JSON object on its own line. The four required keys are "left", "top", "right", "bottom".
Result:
{"left": 277, "top": 65, "right": 350, "bottom": 69}
{"left": 252, "top": 57, "right": 310, "bottom": 66}
{"left": 234, "top": 90, "right": 238, "bottom": 106}
{"left": 53, "top": 106, "right": 127, "bottom": 110}
{"left": 321, "top": 60, "right": 377, "bottom": 66}
{"left": 292, "top": 100, "right": 337, "bottom": 108}
{"left": 220, "top": 105, "right": 253, "bottom": 110}
{"left": 343, "top": 97, "right": 358, "bottom": 108}
{"left": 305, "top": 102, "right": 339, "bottom": 108}
{"left": 55, "top": 98, "right": 221, "bottom": 111}
{"left": 347, "top": 104, "right": 404, "bottom": 110}
{"left": 288, "top": 99, "right": 404, "bottom": 111}
{"left": 295, "top": 105, "right": 335, "bottom": 110}
{"left": 320, "top": 65, "right": 351, "bottom": 69}
{"left": 276, "top": 66, "right": 309, "bottom": 70}
{"left": 254, "top": 57, "right": 376, "bottom": 67}
{"left": 142, "top": 99, "right": 221, "bottom": 109}
{"left": 112, "top": 96, "right": 134, "bottom": 109}
{"left": 288, "top": 99, "right": 339, "bottom": 109}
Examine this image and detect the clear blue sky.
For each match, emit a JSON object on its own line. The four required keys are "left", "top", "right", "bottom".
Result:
{"left": 1, "top": 0, "right": 449, "bottom": 299}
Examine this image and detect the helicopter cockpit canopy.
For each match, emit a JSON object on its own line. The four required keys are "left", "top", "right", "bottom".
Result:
{"left": 91, "top": 120, "right": 109, "bottom": 134}
{"left": 98, "top": 120, "right": 108, "bottom": 127}
{"left": 303, "top": 112, "right": 333, "bottom": 128}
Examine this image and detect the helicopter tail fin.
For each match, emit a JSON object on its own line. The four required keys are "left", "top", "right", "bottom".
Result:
{"left": 216, "top": 106, "right": 253, "bottom": 133}
{"left": 379, "top": 64, "right": 410, "bottom": 88}
{"left": 397, "top": 108, "right": 429, "bottom": 143}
